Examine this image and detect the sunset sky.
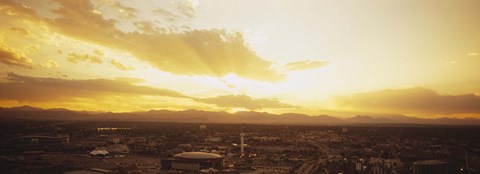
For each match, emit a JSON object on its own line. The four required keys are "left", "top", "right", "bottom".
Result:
{"left": 1, "top": 0, "right": 480, "bottom": 118}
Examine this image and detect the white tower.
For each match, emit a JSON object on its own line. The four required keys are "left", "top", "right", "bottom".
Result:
{"left": 240, "top": 131, "right": 245, "bottom": 155}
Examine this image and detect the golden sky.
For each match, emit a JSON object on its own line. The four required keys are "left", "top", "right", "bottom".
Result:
{"left": 1, "top": 0, "right": 480, "bottom": 118}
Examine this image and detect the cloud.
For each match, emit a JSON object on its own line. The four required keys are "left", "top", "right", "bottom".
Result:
{"left": 0, "top": 44, "right": 32, "bottom": 68}
{"left": 110, "top": 59, "right": 133, "bottom": 71}
{"left": 335, "top": 87, "right": 480, "bottom": 115}
{"left": 110, "top": 1, "right": 137, "bottom": 19}
{"left": 196, "top": 94, "right": 294, "bottom": 110}
{"left": 0, "top": 72, "right": 188, "bottom": 102}
{"left": 285, "top": 60, "right": 327, "bottom": 71}
{"left": 9, "top": 27, "right": 30, "bottom": 36}
{"left": 93, "top": 49, "right": 104, "bottom": 56}
{"left": 151, "top": 6, "right": 195, "bottom": 30}
{"left": 171, "top": 0, "right": 195, "bottom": 18}
{"left": 0, "top": 0, "right": 38, "bottom": 18}
{"left": 41, "top": 59, "right": 59, "bottom": 69}
{"left": 66, "top": 53, "right": 103, "bottom": 64}
{"left": 114, "top": 77, "right": 145, "bottom": 84}
{"left": 4, "top": 0, "right": 284, "bottom": 82}
{"left": 134, "top": 21, "right": 161, "bottom": 33}
{"left": 468, "top": 52, "right": 479, "bottom": 56}
{"left": 219, "top": 79, "right": 236, "bottom": 88}
{"left": 152, "top": 8, "right": 180, "bottom": 19}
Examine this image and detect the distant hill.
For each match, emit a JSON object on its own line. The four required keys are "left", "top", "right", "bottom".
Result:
{"left": 1, "top": 106, "right": 479, "bottom": 125}
{"left": 347, "top": 115, "right": 394, "bottom": 124}
{"left": 344, "top": 114, "right": 480, "bottom": 125}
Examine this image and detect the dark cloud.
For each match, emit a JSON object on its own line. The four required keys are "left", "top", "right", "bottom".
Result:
{"left": 335, "top": 87, "right": 480, "bottom": 114}
{"left": 285, "top": 60, "right": 327, "bottom": 71}
{"left": 0, "top": 44, "right": 32, "bottom": 68}
{"left": 196, "top": 94, "right": 294, "bottom": 110}
{"left": 0, "top": 73, "right": 188, "bottom": 102}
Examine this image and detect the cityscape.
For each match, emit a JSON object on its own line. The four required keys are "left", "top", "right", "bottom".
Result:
{"left": 0, "top": 107, "right": 479, "bottom": 173}
{"left": 1, "top": 0, "right": 480, "bottom": 173}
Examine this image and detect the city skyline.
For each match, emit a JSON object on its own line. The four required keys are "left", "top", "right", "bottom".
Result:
{"left": 1, "top": 0, "right": 480, "bottom": 119}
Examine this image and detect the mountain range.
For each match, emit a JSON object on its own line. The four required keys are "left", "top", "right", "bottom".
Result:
{"left": 1, "top": 106, "right": 479, "bottom": 125}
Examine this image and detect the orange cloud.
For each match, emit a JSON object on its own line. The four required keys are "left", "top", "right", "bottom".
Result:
{"left": 197, "top": 94, "right": 294, "bottom": 110}
{"left": 93, "top": 50, "right": 104, "bottom": 56}
{"left": 468, "top": 52, "right": 479, "bottom": 57}
{"left": 134, "top": 21, "right": 161, "bottom": 33}
{"left": 9, "top": 27, "right": 30, "bottom": 35}
{"left": 41, "top": 59, "right": 59, "bottom": 69}
{"left": 0, "top": 44, "right": 32, "bottom": 68}
{"left": 152, "top": 8, "right": 181, "bottom": 20}
{"left": 110, "top": 59, "right": 133, "bottom": 71}
{"left": 3, "top": 0, "right": 284, "bottom": 81}
{"left": 0, "top": 73, "right": 189, "bottom": 102}
{"left": 171, "top": 0, "right": 195, "bottom": 18}
{"left": 108, "top": 0, "right": 137, "bottom": 19}
{"left": 285, "top": 60, "right": 327, "bottom": 71}
{"left": 335, "top": 87, "right": 480, "bottom": 115}
{"left": 66, "top": 53, "right": 103, "bottom": 64}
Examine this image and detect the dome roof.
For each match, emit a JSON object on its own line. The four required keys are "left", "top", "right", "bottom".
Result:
{"left": 89, "top": 149, "right": 109, "bottom": 155}
{"left": 174, "top": 152, "right": 223, "bottom": 159}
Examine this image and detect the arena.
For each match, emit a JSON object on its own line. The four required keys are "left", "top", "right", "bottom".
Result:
{"left": 161, "top": 152, "right": 224, "bottom": 171}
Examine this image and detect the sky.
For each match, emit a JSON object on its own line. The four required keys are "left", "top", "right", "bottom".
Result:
{"left": 0, "top": 0, "right": 479, "bottom": 118}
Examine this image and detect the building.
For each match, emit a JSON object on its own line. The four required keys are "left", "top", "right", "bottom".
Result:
{"left": 342, "top": 127, "right": 349, "bottom": 133}
{"left": 161, "top": 152, "right": 224, "bottom": 172}
{"left": 8, "top": 135, "right": 69, "bottom": 151}
{"left": 413, "top": 160, "right": 448, "bottom": 174}
{"left": 112, "top": 137, "right": 120, "bottom": 144}
{"left": 89, "top": 149, "right": 109, "bottom": 158}
{"left": 206, "top": 136, "right": 222, "bottom": 142}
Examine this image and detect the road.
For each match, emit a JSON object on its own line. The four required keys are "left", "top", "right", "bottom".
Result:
{"left": 296, "top": 140, "right": 340, "bottom": 174}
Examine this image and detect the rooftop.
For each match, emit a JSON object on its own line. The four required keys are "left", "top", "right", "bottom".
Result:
{"left": 414, "top": 160, "right": 447, "bottom": 165}
{"left": 174, "top": 152, "right": 223, "bottom": 160}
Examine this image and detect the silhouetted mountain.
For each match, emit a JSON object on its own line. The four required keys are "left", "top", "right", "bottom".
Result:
{"left": 347, "top": 115, "right": 394, "bottom": 124}
{"left": 0, "top": 106, "right": 479, "bottom": 125}
{"left": 346, "top": 114, "right": 480, "bottom": 125}
{"left": 0, "top": 105, "right": 43, "bottom": 111}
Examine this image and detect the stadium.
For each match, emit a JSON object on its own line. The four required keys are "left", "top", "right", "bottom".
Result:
{"left": 161, "top": 152, "right": 224, "bottom": 171}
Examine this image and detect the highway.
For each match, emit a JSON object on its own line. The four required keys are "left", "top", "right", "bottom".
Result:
{"left": 296, "top": 140, "right": 340, "bottom": 174}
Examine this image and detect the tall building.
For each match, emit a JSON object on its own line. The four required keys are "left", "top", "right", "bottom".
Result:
{"left": 413, "top": 160, "right": 448, "bottom": 174}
